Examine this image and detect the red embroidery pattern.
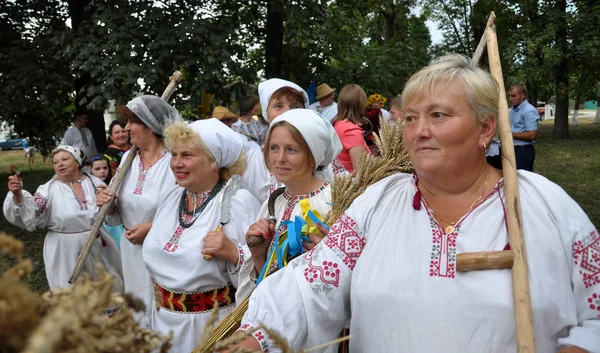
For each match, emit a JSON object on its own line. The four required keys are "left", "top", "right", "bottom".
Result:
{"left": 573, "top": 229, "right": 600, "bottom": 288}
{"left": 240, "top": 324, "right": 270, "bottom": 353}
{"left": 321, "top": 213, "right": 365, "bottom": 270}
{"left": 133, "top": 150, "right": 167, "bottom": 195}
{"left": 33, "top": 192, "right": 47, "bottom": 216}
{"left": 331, "top": 158, "right": 348, "bottom": 175}
{"left": 232, "top": 244, "right": 245, "bottom": 272}
{"left": 163, "top": 225, "right": 185, "bottom": 252}
{"left": 155, "top": 282, "right": 236, "bottom": 313}
{"left": 304, "top": 258, "right": 341, "bottom": 287}
{"left": 428, "top": 221, "right": 458, "bottom": 278}
{"left": 253, "top": 329, "right": 269, "bottom": 352}
{"left": 587, "top": 293, "right": 600, "bottom": 318}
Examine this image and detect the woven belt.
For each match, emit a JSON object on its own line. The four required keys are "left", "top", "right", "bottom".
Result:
{"left": 155, "top": 282, "right": 236, "bottom": 314}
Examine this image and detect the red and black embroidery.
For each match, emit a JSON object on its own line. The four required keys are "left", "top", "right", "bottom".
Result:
{"left": 155, "top": 282, "right": 236, "bottom": 313}
{"left": 573, "top": 229, "right": 600, "bottom": 288}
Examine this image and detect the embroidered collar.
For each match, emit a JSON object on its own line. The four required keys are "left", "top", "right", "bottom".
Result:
{"left": 282, "top": 182, "right": 329, "bottom": 202}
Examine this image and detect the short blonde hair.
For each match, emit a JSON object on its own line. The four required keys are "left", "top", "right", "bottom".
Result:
{"left": 164, "top": 121, "right": 246, "bottom": 181}
{"left": 402, "top": 54, "right": 499, "bottom": 124}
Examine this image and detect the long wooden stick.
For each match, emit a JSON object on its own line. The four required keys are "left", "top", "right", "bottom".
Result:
{"left": 68, "top": 71, "right": 182, "bottom": 284}
{"left": 472, "top": 12, "right": 496, "bottom": 64}
{"left": 482, "top": 13, "right": 536, "bottom": 353}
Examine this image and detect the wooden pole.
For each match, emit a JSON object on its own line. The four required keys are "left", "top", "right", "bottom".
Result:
{"left": 68, "top": 71, "right": 182, "bottom": 284}
{"left": 485, "top": 14, "right": 537, "bottom": 353}
{"left": 472, "top": 12, "right": 496, "bottom": 64}
{"left": 456, "top": 251, "right": 513, "bottom": 272}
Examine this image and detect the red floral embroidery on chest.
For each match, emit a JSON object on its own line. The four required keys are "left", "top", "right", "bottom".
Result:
{"left": 573, "top": 229, "right": 600, "bottom": 288}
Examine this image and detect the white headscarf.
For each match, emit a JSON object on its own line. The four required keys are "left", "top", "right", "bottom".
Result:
{"left": 126, "top": 95, "right": 181, "bottom": 136}
{"left": 268, "top": 109, "right": 342, "bottom": 172}
{"left": 187, "top": 119, "right": 243, "bottom": 168}
{"left": 52, "top": 145, "right": 87, "bottom": 166}
{"left": 258, "top": 78, "right": 309, "bottom": 121}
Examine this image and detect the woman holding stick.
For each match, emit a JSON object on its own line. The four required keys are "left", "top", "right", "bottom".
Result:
{"left": 96, "top": 95, "right": 178, "bottom": 328}
{"left": 237, "top": 109, "right": 342, "bottom": 302}
{"left": 229, "top": 55, "right": 600, "bottom": 352}
{"left": 143, "top": 118, "right": 260, "bottom": 353}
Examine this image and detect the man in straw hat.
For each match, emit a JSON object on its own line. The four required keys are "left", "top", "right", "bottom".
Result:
{"left": 211, "top": 106, "right": 239, "bottom": 129}
{"left": 309, "top": 83, "right": 338, "bottom": 121}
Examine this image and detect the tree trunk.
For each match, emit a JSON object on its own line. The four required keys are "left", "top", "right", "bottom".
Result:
{"left": 265, "top": 0, "right": 285, "bottom": 79}
{"left": 67, "top": 0, "right": 106, "bottom": 152}
{"left": 383, "top": 10, "right": 395, "bottom": 44}
{"left": 552, "top": 0, "right": 569, "bottom": 139}
{"left": 525, "top": 79, "right": 538, "bottom": 108}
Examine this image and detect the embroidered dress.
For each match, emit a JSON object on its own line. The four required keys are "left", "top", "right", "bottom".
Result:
{"left": 232, "top": 119, "right": 269, "bottom": 147}
{"left": 241, "top": 172, "right": 600, "bottom": 353}
{"left": 3, "top": 175, "right": 123, "bottom": 292}
{"left": 105, "top": 149, "right": 174, "bottom": 327}
{"left": 142, "top": 184, "right": 260, "bottom": 353}
{"left": 237, "top": 182, "right": 332, "bottom": 302}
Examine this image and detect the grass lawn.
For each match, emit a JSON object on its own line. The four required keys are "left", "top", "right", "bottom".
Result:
{"left": 535, "top": 118, "right": 600, "bottom": 228}
{"left": 1, "top": 120, "right": 599, "bottom": 293}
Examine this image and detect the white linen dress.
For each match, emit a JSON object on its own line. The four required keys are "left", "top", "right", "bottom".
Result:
{"left": 237, "top": 181, "right": 332, "bottom": 302}
{"left": 3, "top": 174, "right": 123, "bottom": 295}
{"left": 240, "top": 172, "right": 600, "bottom": 353}
{"left": 105, "top": 149, "right": 175, "bottom": 327}
{"left": 142, "top": 184, "right": 261, "bottom": 353}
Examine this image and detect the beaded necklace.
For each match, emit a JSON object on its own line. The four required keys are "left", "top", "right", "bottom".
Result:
{"left": 178, "top": 180, "right": 224, "bottom": 228}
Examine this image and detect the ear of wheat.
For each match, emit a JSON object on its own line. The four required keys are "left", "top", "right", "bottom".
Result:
{"left": 0, "top": 232, "right": 172, "bottom": 353}
{"left": 325, "top": 119, "right": 412, "bottom": 226}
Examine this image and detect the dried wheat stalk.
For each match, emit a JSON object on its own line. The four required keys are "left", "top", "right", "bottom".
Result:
{"left": 0, "top": 232, "right": 172, "bottom": 353}
{"left": 325, "top": 119, "right": 412, "bottom": 226}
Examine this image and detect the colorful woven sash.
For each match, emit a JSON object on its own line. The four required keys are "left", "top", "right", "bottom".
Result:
{"left": 256, "top": 199, "right": 330, "bottom": 284}
{"left": 155, "top": 282, "right": 236, "bottom": 313}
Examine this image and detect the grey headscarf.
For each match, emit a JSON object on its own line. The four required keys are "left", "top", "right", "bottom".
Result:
{"left": 126, "top": 95, "right": 181, "bottom": 136}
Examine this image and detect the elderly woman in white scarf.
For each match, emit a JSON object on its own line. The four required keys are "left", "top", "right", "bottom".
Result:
{"left": 236, "top": 109, "right": 342, "bottom": 302}
{"left": 141, "top": 118, "right": 260, "bottom": 353}
{"left": 96, "top": 94, "right": 179, "bottom": 327}
{"left": 4, "top": 146, "right": 123, "bottom": 297}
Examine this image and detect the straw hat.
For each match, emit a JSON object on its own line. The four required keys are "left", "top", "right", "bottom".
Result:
{"left": 211, "top": 106, "right": 239, "bottom": 122}
{"left": 315, "top": 83, "right": 336, "bottom": 100}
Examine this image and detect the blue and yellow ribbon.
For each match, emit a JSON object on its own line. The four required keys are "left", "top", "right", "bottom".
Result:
{"left": 256, "top": 199, "right": 330, "bottom": 285}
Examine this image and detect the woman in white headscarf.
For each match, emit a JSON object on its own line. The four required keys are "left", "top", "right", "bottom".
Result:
{"left": 142, "top": 118, "right": 261, "bottom": 353}
{"left": 97, "top": 94, "right": 179, "bottom": 327}
{"left": 257, "top": 79, "right": 348, "bottom": 200}
{"left": 4, "top": 146, "right": 123, "bottom": 297}
{"left": 237, "top": 109, "right": 342, "bottom": 302}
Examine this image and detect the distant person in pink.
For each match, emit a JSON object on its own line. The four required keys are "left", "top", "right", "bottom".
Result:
{"left": 331, "top": 85, "right": 371, "bottom": 173}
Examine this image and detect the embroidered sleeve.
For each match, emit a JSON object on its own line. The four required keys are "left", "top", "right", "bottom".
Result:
{"left": 558, "top": 228, "right": 600, "bottom": 351}
{"left": 227, "top": 243, "right": 246, "bottom": 274}
{"left": 240, "top": 212, "right": 365, "bottom": 352}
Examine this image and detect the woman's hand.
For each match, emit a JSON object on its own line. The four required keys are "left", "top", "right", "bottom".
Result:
{"left": 125, "top": 222, "right": 151, "bottom": 245}
{"left": 245, "top": 218, "right": 274, "bottom": 270}
{"left": 202, "top": 230, "right": 238, "bottom": 265}
{"left": 303, "top": 222, "right": 330, "bottom": 252}
{"left": 8, "top": 175, "right": 23, "bottom": 204}
{"left": 95, "top": 187, "right": 118, "bottom": 213}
